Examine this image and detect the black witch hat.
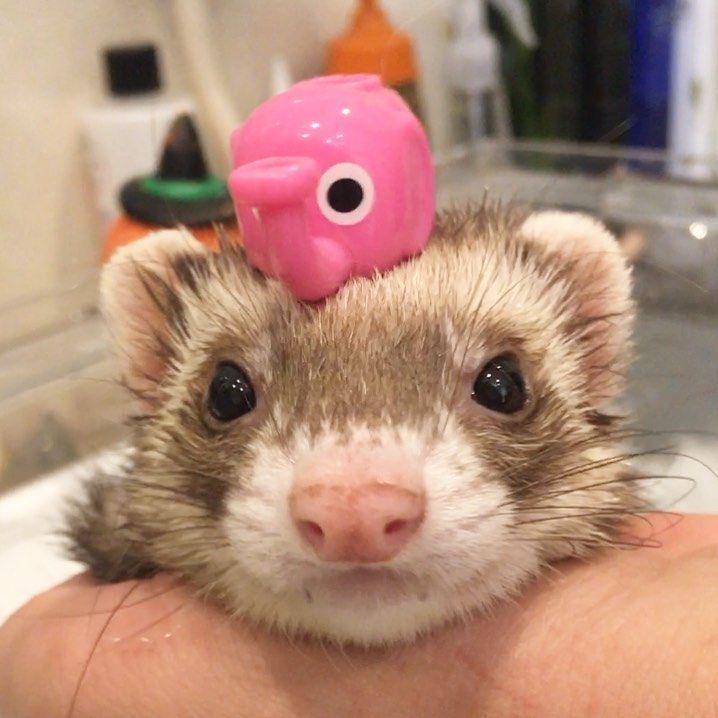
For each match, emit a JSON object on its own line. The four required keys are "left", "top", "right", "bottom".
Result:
{"left": 120, "top": 114, "right": 235, "bottom": 227}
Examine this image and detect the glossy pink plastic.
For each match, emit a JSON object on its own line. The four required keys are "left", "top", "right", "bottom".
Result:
{"left": 229, "top": 74, "right": 435, "bottom": 301}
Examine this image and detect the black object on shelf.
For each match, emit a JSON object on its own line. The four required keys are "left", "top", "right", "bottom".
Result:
{"left": 577, "top": 0, "right": 631, "bottom": 144}
{"left": 492, "top": 0, "right": 631, "bottom": 155}
{"left": 120, "top": 114, "right": 234, "bottom": 227}
{"left": 104, "top": 44, "right": 161, "bottom": 97}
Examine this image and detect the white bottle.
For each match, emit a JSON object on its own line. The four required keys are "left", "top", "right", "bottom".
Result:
{"left": 446, "top": 0, "right": 536, "bottom": 147}
{"left": 668, "top": 0, "right": 718, "bottom": 180}
{"left": 81, "top": 44, "right": 196, "bottom": 235}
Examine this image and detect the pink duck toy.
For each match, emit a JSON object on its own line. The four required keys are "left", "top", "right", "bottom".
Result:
{"left": 228, "top": 74, "right": 435, "bottom": 301}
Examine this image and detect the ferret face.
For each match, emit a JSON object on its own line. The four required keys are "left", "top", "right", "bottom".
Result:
{"left": 80, "top": 205, "right": 637, "bottom": 645}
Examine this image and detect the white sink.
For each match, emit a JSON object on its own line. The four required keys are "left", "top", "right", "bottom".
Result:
{"left": 0, "top": 448, "right": 127, "bottom": 626}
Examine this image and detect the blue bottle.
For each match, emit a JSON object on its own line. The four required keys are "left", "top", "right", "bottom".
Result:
{"left": 629, "top": 0, "right": 675, "bottom": 149}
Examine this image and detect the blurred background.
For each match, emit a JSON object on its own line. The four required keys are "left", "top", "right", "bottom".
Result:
{"left": 2, "top": 0, "right": 716, "bottom": 339}
{"left": 1, "top": 0, "right": 718, "bottom": 622}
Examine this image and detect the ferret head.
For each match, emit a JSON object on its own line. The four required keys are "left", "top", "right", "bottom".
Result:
{"left": 94, "top": 205, "right": 636, "bottom": 645}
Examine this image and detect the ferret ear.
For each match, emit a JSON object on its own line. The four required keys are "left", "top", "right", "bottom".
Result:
{"left": 520, "top": 211, "right": 633, "bottom": 404}
{"left": 100, "top": 230, "right": 209, "bottom": 407}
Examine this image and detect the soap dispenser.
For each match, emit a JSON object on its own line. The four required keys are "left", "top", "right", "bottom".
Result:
{"left": 446, "top": 0, "right": 536, "bottom": 145}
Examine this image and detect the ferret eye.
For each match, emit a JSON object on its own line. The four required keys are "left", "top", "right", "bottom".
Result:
{"left": 316, "top": 162, "right": 375, "bottom": 226}
{"left": 208, "top": 362, "right": 256, "bottom": 422}
{"left": 472, "top": 355, "right": 527, "bottom": 415}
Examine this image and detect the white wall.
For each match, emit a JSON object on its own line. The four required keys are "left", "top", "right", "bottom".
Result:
{"left": 0, "top": 0, "right": 192, "bottom": 341}
{"left": 0, "top": 0, "right": 442, "bottom": 342}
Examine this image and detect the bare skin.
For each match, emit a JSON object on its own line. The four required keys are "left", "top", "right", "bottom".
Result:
{"left": 1, "top": 514, "right": 717, "bottom": 718}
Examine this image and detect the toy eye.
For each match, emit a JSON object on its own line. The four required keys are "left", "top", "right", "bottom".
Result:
{"left": 472, "top": 355, "right": 527, "bottom": 415}
{"left": 316, "top": 162, "right": 375, "bottom": 226}
{"left": 208, "top": 362, "right": 257, "bottom": 422}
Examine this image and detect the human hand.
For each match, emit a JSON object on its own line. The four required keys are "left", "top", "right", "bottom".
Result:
{"left": 1, "top": 514, "right": 717, "bottom": 718}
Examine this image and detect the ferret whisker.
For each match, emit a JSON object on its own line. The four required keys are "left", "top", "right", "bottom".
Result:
{"left": 145, "top": 523, "right": 223, "bottom": 537}
{"left": 512, "top": 507, "right": 651, "bottom": 527}
{"left": 511, "top": 447, "right": 672, "bottom": 494}
{"left": 334, "top": 635, "right": 362, "bottom": 670}
{"left": 317, "top": 633, "right": 352, "bottom": 673}
{"left": 126, "top": 458, "right": 239, "bottom": 489}
{"left": 641, "top": 449, "right": 718, "bottom": 480}
{"left": 266, "top": 397, "right": 294, "bottom": 462}
{"left": 84, "top": 584, "right": 105, "bottom": 644}
{"left": 511, "top": 533, "right": 663, "bottom": 550}
{"left": 507, "top": 502, "right": 647, "bottom": 514}
{"left": 67, "top": 580, "right": 143, "bottom": 718}
{"left": 539, "top": 474, "right": 697, "bottom": 503}
{"left": 656, "top": 477, "right": 701, "bottom": 510}
{"left": 222, "top": 318, "right": 293, "bottom": 461}
{"left": 619, "top": 427, "right": 718, "bottom": 441}
{"left": 158, "top": 539, "right": 233, "bottom": 555}
{"left": 41, "top": 580, "right": 187, "bottom": 620}
{"left": 119, "top": 488, "right": 210, "bottom": 512}
{"left": 496, "top": 431, "right": 629, "bottom": 486}
{"left": 501, "top": 426, "right": 718, "bottom": 497}
{"left": 276, "top": 621, "right": 317, "bottom": 662}
{"left": 101, "top": 598, "right": 191, "bottom": 649}
{"left": 441, "top": 265, "right": 537, "bottom": 437}
{"left": 638, "top": 255, "right": 710, "bottom": 294}
{"left": 543, "top": 445, "right": 714, "bottom": 488}
{"left": 434, "top": 226, "right": 499, "bottom": 439}
{"left": 124, "top": 477, "right": 209, "bottom": 497}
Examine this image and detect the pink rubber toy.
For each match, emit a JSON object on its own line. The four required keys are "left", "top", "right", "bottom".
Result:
{"left": 229, "top": 74, "right": 435, "bottom": 301}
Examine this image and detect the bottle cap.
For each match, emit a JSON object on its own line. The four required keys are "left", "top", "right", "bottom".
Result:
{"left": 104, "top": 44, "right": 161, "bottom": 97}
{"left": 327, "top": 0, "right": 417, "bottom": 88}
{"left": 157, "top": 114, "right": 209, "bottom": 180}
{"left": 120, "top": 114, "right": 234, "bottom": 226}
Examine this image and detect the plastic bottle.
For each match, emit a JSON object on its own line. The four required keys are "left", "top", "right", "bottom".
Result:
{"left": 668, "top": 0, "right": 718, "bottom": 180}
{"left": 629, "top": 0, "right": 675, "bottom": 150}
{"left": 82, "top": 44, "right": 197, "bottom": 235}
{"left": 327, "top": 0, "right": 422, "bottom": 119}
{"left": 446, "top": 0, "right": 536, "bottom": 145}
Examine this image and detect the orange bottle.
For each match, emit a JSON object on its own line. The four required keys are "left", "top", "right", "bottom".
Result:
{"left": 327, "top": 0, "right": 422, "bottom": 119}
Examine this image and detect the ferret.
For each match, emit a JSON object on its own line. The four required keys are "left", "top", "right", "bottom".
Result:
{"left": 68, "top": 203, "right": 640, "bottom": 646}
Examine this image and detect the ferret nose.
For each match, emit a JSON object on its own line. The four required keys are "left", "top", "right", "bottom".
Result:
{"left": 290, "top": 483, "right": 426, "bottom": 563}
